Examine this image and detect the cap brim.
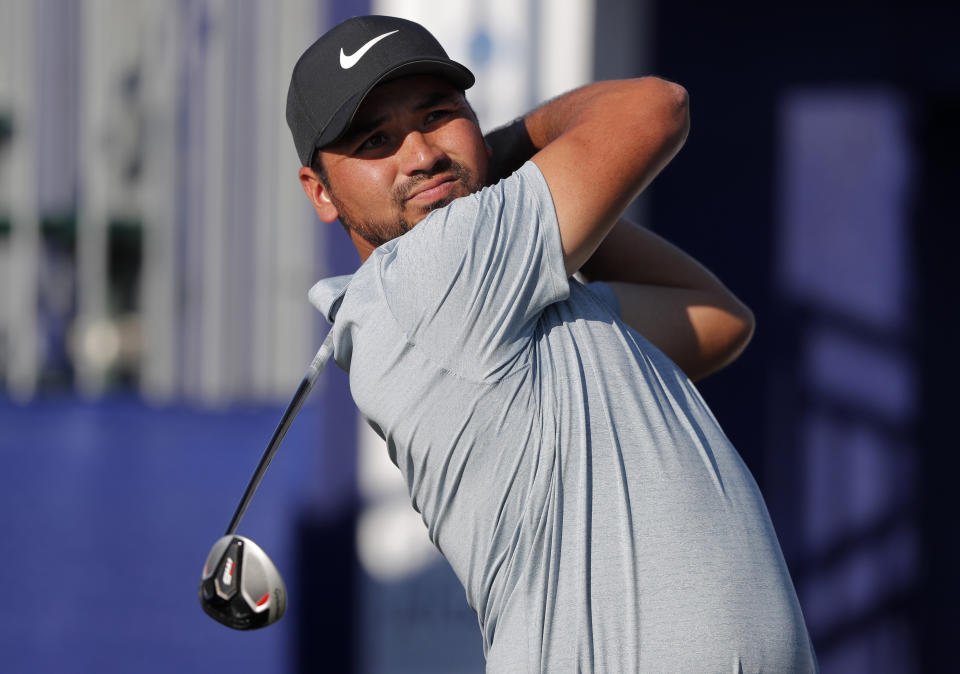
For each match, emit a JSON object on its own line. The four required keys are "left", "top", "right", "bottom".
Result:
{"left": 315, "top": 58, "right": 475, "bottom": 150}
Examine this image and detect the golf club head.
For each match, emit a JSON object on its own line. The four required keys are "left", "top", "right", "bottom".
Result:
{"left": 199, "top": 535, "right": 287, "bottom": 630}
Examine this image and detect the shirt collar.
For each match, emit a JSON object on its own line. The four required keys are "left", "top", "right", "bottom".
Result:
{"left": 308, "top": 275, "right": 352, "bottom": 323}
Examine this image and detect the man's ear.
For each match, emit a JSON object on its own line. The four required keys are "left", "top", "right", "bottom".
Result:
{"left": 298, "top": 166, "right": 339, "bottom": 223}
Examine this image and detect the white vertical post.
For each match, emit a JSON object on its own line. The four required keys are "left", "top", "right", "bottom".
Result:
{"left": 474, "top": 0, "right": 535, "bottom": 128}
{"left": 257, "top": 0, "right": 319, "bottom": 397}
{"left": 199, "top": 0, "right": 228, "bottom": 403}
{"left": 0, "top": 0, "right": 8, "bottom": 390}
{"left": 75, "top": 0, "right": 114, "bottom": 396}
{"left": 536, "top": 0, "right": 594, "bottom": 102}
{"left": 252, "top": 0, "right": 280, "bottom": 399}
{"left": 4, "top": 0, "right": 41, "bottom": 400}
{"left": 180, "top": 0, "right": 204, "bottom": 401}
{"left": 139, "top": 0, "right": 181, "bottom": 401}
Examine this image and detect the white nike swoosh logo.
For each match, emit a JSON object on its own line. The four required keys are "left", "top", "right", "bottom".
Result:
{"left": 339, "top": 30, "right": 399, "bottom": 69}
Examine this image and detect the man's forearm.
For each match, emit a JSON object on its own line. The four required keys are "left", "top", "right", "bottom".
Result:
{"left": 580, "top": 218, "right": 717, "bottom": 288}
{"left": 580, "top": 218, "right": 755, "bottom": 380}
{"left": 485, "top": 77, "right": 688, "bottom": 189}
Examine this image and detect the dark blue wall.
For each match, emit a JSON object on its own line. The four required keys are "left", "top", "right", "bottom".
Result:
{"left": 0, "top": 396, "right": 326, "bottom": 672}
{"left": 649, "top": 1, "right": 959, "bottom": 670}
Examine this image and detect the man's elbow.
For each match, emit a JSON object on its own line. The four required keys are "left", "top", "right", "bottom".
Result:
{"left": 690, "top": 301, "right": 755, "bottom": 381}
{"left": 663, "top": 79, "right": 690, "bottom": 147}
{"left": 626, "top": 77, "right": 690, "bottom": 169}
{"left": 640, "top": 77, "right": 690, "bottom": 151}
{"left": 733, "top": 301, "right": 755, "bottom": 352}
{"left": 715, "top": 302, "right": 755, "bottom": 372}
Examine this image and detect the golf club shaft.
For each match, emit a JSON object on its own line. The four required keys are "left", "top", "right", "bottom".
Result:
{"left": 224, "top": 332, "right": 335, "bottom": 536}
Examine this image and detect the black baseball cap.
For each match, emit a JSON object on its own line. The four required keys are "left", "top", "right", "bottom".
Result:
{"left": 286, "top": 15, "right": 475, "bottom": 166}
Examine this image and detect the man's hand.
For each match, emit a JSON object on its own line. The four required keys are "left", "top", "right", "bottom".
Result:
{"left": 484, "top": 117, "right": 538, "bottom": 184}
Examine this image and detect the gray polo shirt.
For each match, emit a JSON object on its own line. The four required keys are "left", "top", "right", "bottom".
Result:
{"left": 309, "top": 162, "right": 817, "bottom": 672}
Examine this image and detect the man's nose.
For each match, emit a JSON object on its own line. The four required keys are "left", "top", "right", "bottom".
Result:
{"left": 399, "top": 131, "right": 446, "bottom": 174}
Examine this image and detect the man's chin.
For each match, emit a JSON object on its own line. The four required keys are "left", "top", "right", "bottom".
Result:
{"left": 423, "top": 195, "right": 458, "bottom": 213}
{"left": 404, "top": 199, "right": 447, "bottom": 223}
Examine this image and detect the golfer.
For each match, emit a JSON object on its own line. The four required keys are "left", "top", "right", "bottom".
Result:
{"left": 288, "top": 15, "right": 818, "bottom": 672}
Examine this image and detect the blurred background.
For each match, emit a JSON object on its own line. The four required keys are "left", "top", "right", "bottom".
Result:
{"left": 0, "top": 0, "right": 956, "bottom": 671}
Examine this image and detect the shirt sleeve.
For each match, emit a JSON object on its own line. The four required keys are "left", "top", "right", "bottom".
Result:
{"left": 373, "top": 161, "right": 569, "bottom": 381}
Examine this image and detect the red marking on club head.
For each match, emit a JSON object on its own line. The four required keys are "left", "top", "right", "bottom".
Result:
{"left": 256, "top": 592, "right": 270, "bottom": 607}
{"left": 204, "top": 563, "right": 209, "bottom": 576}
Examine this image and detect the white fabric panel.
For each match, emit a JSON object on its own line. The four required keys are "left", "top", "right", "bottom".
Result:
{"left": 536, "top": 0, "right": 594, "bottom": 102}
{"left": 473, "top": 0, "right": 535, "bottom": 128}
{"left": 2, "top": 0, "right": 41, "bottom": 399}
{"left": 252, "top": 0, "right": 285, "bottom": 399}
{"left": 138, "top": 0, "right": 181, "bottom": 401}
{"left": 258, "top": 0, "right": 322, "bottom": 397}
{"left": 197, "top": 0, "right": 229, "bottom": 403}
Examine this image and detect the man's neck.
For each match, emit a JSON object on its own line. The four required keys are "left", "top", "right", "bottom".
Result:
{"left": 351, "top": 229, "right": 376, "bottom": 262}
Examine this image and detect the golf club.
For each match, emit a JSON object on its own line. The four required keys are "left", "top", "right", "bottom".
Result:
{"left": 199, "top": 332, "right": 335, "bottom": 629}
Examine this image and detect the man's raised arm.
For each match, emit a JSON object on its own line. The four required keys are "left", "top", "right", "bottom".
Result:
{"left": 523, "top": 78, "right": 689, "bottom": 276}
{"left": 485, "top": 81, "right": 753, "bottom": 380}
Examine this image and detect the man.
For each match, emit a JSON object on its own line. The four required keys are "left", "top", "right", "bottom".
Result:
{"left": 287, "top": 15, "right": 817, "bottom": 672}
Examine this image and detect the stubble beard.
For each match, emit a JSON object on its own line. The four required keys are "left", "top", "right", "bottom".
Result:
{"left": 329, "top": 158, "right": 483, "bottom": 249}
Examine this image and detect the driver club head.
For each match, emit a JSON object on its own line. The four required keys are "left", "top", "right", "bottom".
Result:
{"left": 199, "top": 535, "right": 287, "bottom": 630}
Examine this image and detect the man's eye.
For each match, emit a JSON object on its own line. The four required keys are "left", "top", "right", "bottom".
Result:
{"left": 425, "top": 109, "right": 452, "bottom": 124}
{"left": 359, "top": 134, "right": 387, "bottom": 151}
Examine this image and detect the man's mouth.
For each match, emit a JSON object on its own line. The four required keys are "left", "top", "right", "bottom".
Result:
{"left": 405, "top": 175, "right": 457, "bottom": 205}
